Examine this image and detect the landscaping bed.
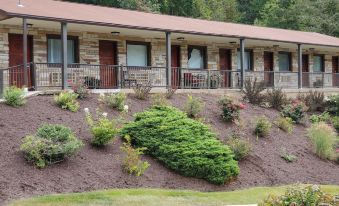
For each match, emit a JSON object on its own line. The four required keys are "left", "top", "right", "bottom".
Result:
{"left": 0, "top": 93, "right": 338, "bottom": 204}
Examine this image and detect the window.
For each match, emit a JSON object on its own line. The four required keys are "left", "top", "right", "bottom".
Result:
{"left": 278, "top": 52, "right": 291, "bottom": 71}
{"left": 188, "top": 46, "right": 206, "bottom": 69}
{"left": 237, "top": 50, "right": 252, "bottom": 70}
{"left": 313, "top": 55, "right": 324, "bottom": 72}
{"left": 47, "top": 35, "right": 78, "bottom": 64}
{"left": 127, "top": 42, "right": 150, "bottom": 66}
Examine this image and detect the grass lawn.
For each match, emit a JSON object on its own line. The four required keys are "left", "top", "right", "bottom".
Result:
{"left": 9, "top": 185, "right": 339, "bottom": 206}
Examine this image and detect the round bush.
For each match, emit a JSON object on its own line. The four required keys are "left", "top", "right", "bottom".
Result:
{"left": 120, "top": 106, "right": 239, "bottom": 184}
{"left": 21, "top": 124, "right": 83, "bottom": 168}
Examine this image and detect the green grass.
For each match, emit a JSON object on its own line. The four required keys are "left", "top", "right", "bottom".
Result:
{"left": 8, "top": 185, "right": 339, "bottom": 206}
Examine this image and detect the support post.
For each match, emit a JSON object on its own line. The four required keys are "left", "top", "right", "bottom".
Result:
{"left": 166, "top": 32, "right": 171, "bottom": 88}
{"left": 240, "top": 38, "right": 245, "bottom": 89}
{"left": 61, "top": 22, "right": 68, "bottom": 90}
{"left": 298, "top": 44, "right": 302, "bottom": 89}
{"left": 0, "top": 69, "right": 3, "bottom": 98}
{"left": 23, "top": 18, "right": 28, "bottom": 88}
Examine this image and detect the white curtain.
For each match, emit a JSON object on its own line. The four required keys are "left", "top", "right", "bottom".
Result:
{"left": 188, "top": 48, "right": 204, "bottom": 69}
{"left": 48, "top": 39, "right": 75, "bottom": 64}
{"left": 237, "top": 51, "right": 251, "bottom": 70}
{"left": 127, "top": 44, "right": 148, "bottom": 66}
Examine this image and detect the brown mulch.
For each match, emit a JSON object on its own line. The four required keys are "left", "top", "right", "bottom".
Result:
{"left": 0, "top": 93, "right": 338, "bottom": 204}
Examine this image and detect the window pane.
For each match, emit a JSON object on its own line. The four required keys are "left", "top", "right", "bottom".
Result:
{"left": 313, "top": 56, "right": 323, "bottom": 72}
{"left": 48, "top": 38, "right": 76, "bottom": 64}
{"left": 127, "top": 44, "right": 148, "bottom": 66}
{"left": 279, "top": 53, "right": 290, "bottom": 71}
{"left": 188, "top": 48, "right": 204, "bottom": 69}
{"left": 237, "top": 51, "right": 251, "bottom": 70}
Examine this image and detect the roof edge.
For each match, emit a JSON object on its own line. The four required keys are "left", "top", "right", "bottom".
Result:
{"left": 0, "top": 10, "right": 10, "bottom": 21}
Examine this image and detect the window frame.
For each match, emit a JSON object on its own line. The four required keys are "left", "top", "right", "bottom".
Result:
{"left": 187, "top": 45, "right": 207, "bottom": 69}
{"left": 126, "top": 41, "right": 151, "bottom": 67}
{"left": 278, "top": 51, "right": 292, "bottom": 72}
{"left": 237, "top": 49, "right": 253, "bottom": 71}
{"left": 313, "top": 54, "right": 325, "bottom": 73}
{"left": 46, "top": 34, "right": 79, "bottom": 65}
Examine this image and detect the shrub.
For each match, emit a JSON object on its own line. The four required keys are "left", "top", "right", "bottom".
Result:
{"left": 218, "top": 96, "right": 245, "bottom": 122}
{"left": 20, "top": 124, "right": 83, "bottom": 168}
{"left": 184, "top": 95, "right": 203, "bottom": 118}
{"left": 120, "top": 106, "right": 239, "bottom": 184}
{"left": 71, "top": 78, "right": 89, "bottom": 99}
{"left": 309, "top": 112, "right": 331, "bottom": 124}
{"left": 275, "top": 117, "right": 294, "bottom": 134}
{"left": 133, "top": 82, "right": 152, "bottom": 100}
{"left": 165, "top": 88, "right": 177, "bottom": 99}
{"left": 259, "top": 185, "right": 336, "bottom": 206}
{"left": 243, "top": 78, "right": 266, "bottom": 105}
{"left": 102, "top": 92, "right": 126, "bottom": 111}
{"left": 151, "top": 93, "right": 169, "bottom": 107}
{"left": 298, "top": 91, "right": 325, "bottom": 112}
{"left": 265, "top": 88, "right": 288, "bottom": 110}
{"left": 54, "top": 91, "right": 80, "bottom": 112}
{"left": 281, "top": 100, "right": 305, "bottom": 124}
{"left": 226, "top": 137, "right": 251, "bottom": 161}
{"left": 325, "top": 94, "right": 339, "bottom": 116}
{"left": 307, "top": 122, "right": 336, "bottom": 160}
{"left": 254, "top": 116, "right": 272, "bottom": 138}
{"left": 120, "top": 135, "right": 150, "bottom": 176}
{"left": 3, "top": 86, "right": 26, "bottom": 107}
{"left": 331, "top": 116, "right": 339, "bottom": 133}
{"left": 85, "top": 109, "right": 119, "bottom": 146}
{"left": 281, "top": 149, "right": 297, "bottom": 163}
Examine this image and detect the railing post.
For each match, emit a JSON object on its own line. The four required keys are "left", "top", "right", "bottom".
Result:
{"left": 207, "top": 69, "right": 210, "bottom": 89}
{"left": 61, "top": 22, "right": 68, "bottom": 90}
{"left": 165, "top": 32, "right": 172, "bottom": 88}
{"left": 298, "top": 44, "right": 302, "bottom": 89}
{"left": 23, "top": 18, "right": 28, "bottom": 88}
{"left": 0, "top": 69, "right": 3, "bottom": 98}
{"left": 117, "top": 65, "right": 122, "bottom": 89}
{"left": 240, "top": 38, "right": 245, "bottom": 89}
{"left": 32, "top": 63, "right": 37, "bottom": 91}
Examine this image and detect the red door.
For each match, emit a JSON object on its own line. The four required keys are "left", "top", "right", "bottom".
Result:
{"left": 99, "top": 40, "right": 117, "bottom": 88}
{"left": 219, "top": 49, "right": 231, "bottom": 88}
{"left": 264, "top": 52, "right": 274, "bottom": 87}
{"left": 333, "top": 56, "right": 339, "bottom": 87}
{"left": 302, "top": 54, "right": 310, "bottom": 87}
{"left": 171, "top": 45, "right": 180, "bottom": 88}
{"left": 8, "top": 33, "right": 33, "bottom": 89}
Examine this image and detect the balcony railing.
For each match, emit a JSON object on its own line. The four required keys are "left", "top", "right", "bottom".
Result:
{"left": 0, "top": 63, "right": 338, "bottom": 96}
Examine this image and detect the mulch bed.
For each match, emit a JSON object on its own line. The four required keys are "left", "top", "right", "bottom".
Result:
{"left": 0, "top": 93, "right": 338, "bottom": 204}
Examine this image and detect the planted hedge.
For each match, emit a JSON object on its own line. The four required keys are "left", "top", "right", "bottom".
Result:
{"left": 120, "top": 106, "right": 239, "bottom": 184}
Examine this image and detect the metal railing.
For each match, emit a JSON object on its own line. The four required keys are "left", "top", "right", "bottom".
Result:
{"left": 302, "top": 72, "right": 335, "bottom": 88}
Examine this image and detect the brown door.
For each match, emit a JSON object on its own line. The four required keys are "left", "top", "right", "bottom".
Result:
{"left": 171, "top": 45, "right": 180, "bottom": 88}
{"left": 219, "top": 49, "right": 231, "bottom": 88}
{"left": 264, "top": 52, "right": 274, "bottom": 87}
{"left": 302, "top": 54, "right": 309, "bottom": 87}
{"left": 8, "top": 33, "right": 33, "bottom": 89}
{"left": 333, "top": 56, "right": 339, "bottom": 87}
{"left": 99, "top": 40, "right": 117, "bottom": 88}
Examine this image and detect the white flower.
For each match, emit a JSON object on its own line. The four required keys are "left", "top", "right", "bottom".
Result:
{"left": 324, "top": 96, "right": 329, "bottom": 102}
{"left": 100, "top": 93, "right": 105, "bottom": 97}
{"left": 84, "top": 108, "right": 89, "bottom": 113}
{"left": 312, "top": 185, "right": 320, "bottom": 192}
{"left": 102, "top": 112, "right": 108, "bottom": 117}
{"left": 124, "top": 105, "right": 129, "bottom": 112}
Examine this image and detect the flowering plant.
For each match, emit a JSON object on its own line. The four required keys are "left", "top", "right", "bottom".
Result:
{"left": 218, "top": 96, "right": 245, "bottom": 122}
{"left": 70, "top": 78, "right": 89, "bottom": 99}
{"left": 281, "top": 100, "right": 306, "bottom": 124}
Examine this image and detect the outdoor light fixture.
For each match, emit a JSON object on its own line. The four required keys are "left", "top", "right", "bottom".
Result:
{"left": 27, "top": 23, "right": 33, "bottom": 28}
{"left": 111, "top": 31, "right": 120, "bottom": 36}
{"left": 177, "top": 37, "right": 185, "bottom": 41}
{"left": 273, "top": 45, "right": 279, "bottom": 48}
{"left": 309, "top": 48, "right": 315, "bottom": 52}
{"left": 229, "top": 41, "right": 237, "bottom": 45}
{"left": 18, "top": 0, "right": 24, "bottom": 7}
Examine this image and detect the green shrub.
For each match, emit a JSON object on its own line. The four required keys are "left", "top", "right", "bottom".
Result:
{"left": 281, "top": 100, "right": 305, "bottom": 124}
{"left": 259, "top": 184, "right": 336, "bottom": 206}
{"left": 184, "top": 95, "right": 203, "bottom": 118}
{"left": 85, "top": 109, "right": 119, "bottom": 146}
{"left": 281, "top": 149, "right": 297, "bottom": 163}
{"left": 151, "top": 93, "right": 169, "bottom": 107}
{"left": 218, "top": 96, "right": 245, "bottom": 122}
{"left": 325, "top": 94, "right": 339, "bottom": 116}
{"left": 307, "top": 122, "right": 336, "bottom": 160}
{"left": 54, "top": 91, "right": 80, "bottom": 112}
{"left": 120, "top": 135, "right": 150, "bottom": 176}
{"left": 102, "top": 92, "right": 126, "bottom": 111}
{"left": 275, "top": 117, "right": 294, "bottom": 134}
{"left": 309, "top": 112, "right": 331, "bottom": 124}
{"left": 243, "top": 78, "right": 265, "bottom": 105}
{"left": 120, "top": 106, "right": 239, "bottom": 184}
{"left": 254, "top": 116, "right": 272, "bottom": 138}
{"left": 265, "top": 88, "right": 288, "bottom": 110}
{"left": 298, "top": 91, "right": 325, "bottom": 112}
{"left": 165, "top": 88, "right": 177, "bottom": 99}
{"left": 226, "top": 137, "right": 251, "bottom": 161}
{"left": 331, "top": 116, "right": 339, "bottom": 133}
{"left": 133, "top": 83, "right": 152, "bottom": 100}
{"left": 71, "top": 78, "right": 89, "bottom": 99}
{"left": 3, "top": 86, "right": 26, "bottom": 107}
{"left": 20, "top": 124, "right": 83, "bottom": 168}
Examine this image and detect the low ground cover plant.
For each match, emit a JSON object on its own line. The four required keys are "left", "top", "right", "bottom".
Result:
{"left": 259, "top": 185, "right": 336, "bottom": 206}
{"left": 265, "top": 88, "right": 288, "bottom": 110}
{"left": 3, "top": 86, "right": 26, "bottom": 107}
{"left": 120, "top": 106, "right": 239, "bottom": 184}
{"left": 70, "top": 78, "right": 89, "bottom": 99}
{"left": 243, "top": 78, "right": 265, "bottom": 105}
{"left": 85, "top": 108, "right": 120, "bottom": 146}
{"left": 101, "top": 92, "right": 126, "bottom": 111}
{"left": 281, "top": 100, "right": 305, "bottom": 124}
{"left": 226, "top": 136, "right": 251, "bottom": 161}
{"left": 132, "top": 83, "right": 152, "bottom": 100}
{"left": 218, "top": 96, "right": 245, "bottom": 122}
{"left": 309, "top": 112, "right": 331, "bottom": 124}
{"left": 275, "top": 117, "right": 294, "bottom": 134}
{"left": 325, "top": 94, "right": 339, "bottom": 115}
{"left": 54, "top": 91, "right": 80, "bottom": 112}
{"left": 307, "top": 122, "right": 336, "bottom": 160}
{"left": 254, "top": 116, "right": 272, "bottom": 138}
{"left": 20, "top": 124, "right": 83, "bottom": 168}
{"left": 184, "top": 95, "right": 204, "bottom": 118}
{"left": 151, "top": 93, "right": 169, "bottom": 106}
{"left": 120, "top": 135, "right": 150, "bottom": 176}
{"left": 280, "top": 149, "right": 297, "bottom": 163}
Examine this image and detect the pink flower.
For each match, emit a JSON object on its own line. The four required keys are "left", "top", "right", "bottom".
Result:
{"left": 239, "top": 103, "right": 246, "bottom": 110}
